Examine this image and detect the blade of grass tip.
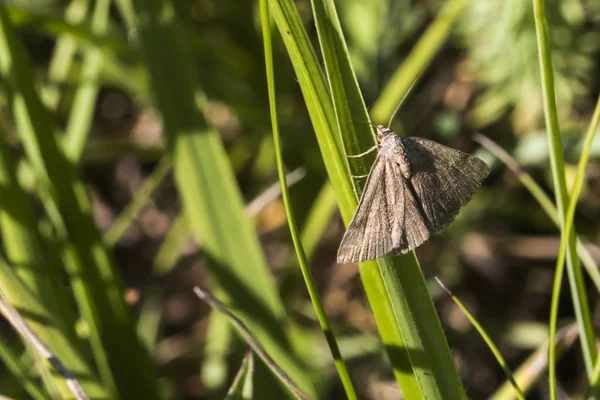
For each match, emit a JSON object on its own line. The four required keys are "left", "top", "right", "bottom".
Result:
{"left": 549, "top": 94, "right": 600, "bottom": 397}
{"left": 225, "top": 350, "right": 254, "bottom": 400}
{"left": 104, "top": 155, "right": 172, "bottom": 247}
{"left": 261, "top": 1, "right": 357, "bottom": 398}
{"left": 63, "top": 0, "right": 110, "bottom": 161}
{"left": 371, "top": 0, "right": 470, "bottom": 123}
{"left": 491, "top": 323, "right": 578, "bottom": 400}
{"left": 194, "top": 288, "right": 309, "bottom": 400}
{"left": 533, "top": 0, "right": 596, "bottom": 383}
{"left": 435, "top": 278, "right": 525, "bottom": 400}
{"left": 473, "top": 133, "right": 600, "bottom": 293}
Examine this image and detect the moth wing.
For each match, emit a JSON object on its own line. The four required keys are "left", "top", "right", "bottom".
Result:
{"left": 403, "top": 137, "right": 490, "bottom": 232}
{"left": 337, "top": 155, "right": 406, "bottom": 263}
{"left": 396, "top": 180, "right": 430, "bottom": 254}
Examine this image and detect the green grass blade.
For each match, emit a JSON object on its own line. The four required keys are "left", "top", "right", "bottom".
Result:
{"left": 0, "top": 339, "right": 49, "bottom": 400}
{"left": 371, "top": 0, "right": 470, "bottom": 123}
{"left": 0, "top": 5, "right": 159, "bottom": 398}
{"left": 150, "top": 213, "right": 191, "bottom": 276}
{"left": 311, "top": 0, "right": 374, "bottom": 173}
{"left": 202, "top": 311, "right": 233, "bottom": 392}
{"left": 272, "top": 0, "right": 467, "bottom": 397}
{"left": 0, "top": 130, "right": 81, "bottom": 353}
{"left": 225, "top": 351, "right": 254, "bottom": 400}
{"left": 474, "top": 134, "right": 600, "bottom": 293}
{"left": 63, "top": 0, "right": 110, "bottom": 161}
{"left": 104, "top": 155, "right": 172, "bottom": 247}
{"left": 42, "top": 0, "right": 90, "bottom": 109}
{"left": 261, "top": 1, "right": 357, "bottom": 398}
{"left": 195, "top": 288, "right": 309, "bottom": 400}
{"left": 0, "top": 256, "right": 107, "bottom": 398}
{"left": 592, "top": 356, "right": 600, "bottom": 393}
{"left": 436, "top": 278, "right": 525, "bottom": 400}
{"left": 532, "top": 0, "right": 596, "bottom": 387}
{"left": 549, "top": 95, "right": 600, "bottom": 397}
{"left": 137, "top": 213, "right": 191, "bottom": 349}
{"left": 277, "top": 182, "right": 335, "bottom": 302}
{"left": 6, "top": 5, "right": 132, "bottom": 57}
{"left": 360, "top": 255, "right": 467, "bottom": 399}
{"left": 269, "top": 0, "right": 355, "bottom": 220}
{"left": 298, "top": 183, "right": 337, "bottom": 258}
{"left": 491, "top": 324, "right": 578, "bottom": 400}
{"left": 113, "top": 0, "right": 136, "bottom": 31}
{"left": 130, "top": 1, "right": 315, "bottom": 397}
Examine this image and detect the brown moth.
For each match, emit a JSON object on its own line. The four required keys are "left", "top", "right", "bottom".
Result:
{"left": 337, "top": 125, "right": 490, "bottom": 263}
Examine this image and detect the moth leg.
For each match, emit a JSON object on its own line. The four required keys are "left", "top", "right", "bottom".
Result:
{"left": 351, "top": 173, "right": 369, "bottom": 179}
{"left": 346, "top": 145, "right": 377, "bottom": 158}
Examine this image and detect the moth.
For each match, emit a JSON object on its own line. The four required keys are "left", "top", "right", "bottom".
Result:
{"left": 337, "top": 125, "right": 490, "bottom": 263}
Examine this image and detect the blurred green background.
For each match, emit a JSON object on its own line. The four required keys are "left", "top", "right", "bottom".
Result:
{"left": 0, "top": 0, "right": 600, "bottom": 399}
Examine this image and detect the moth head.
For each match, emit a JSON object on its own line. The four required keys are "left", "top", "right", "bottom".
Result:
{"left": 376, "top": 125, "right": 394, "bottom": 143}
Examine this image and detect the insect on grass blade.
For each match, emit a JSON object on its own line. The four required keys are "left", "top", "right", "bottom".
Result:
{"left": 337, "top": 125, "right": 489, "bottom": 263}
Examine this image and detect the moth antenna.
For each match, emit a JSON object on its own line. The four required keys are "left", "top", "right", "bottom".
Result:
{"left": 353, "top": 118, "right": 377, "bottom": 128}
{"left": 387, "top": 72, "right": 423, "bottom": 129}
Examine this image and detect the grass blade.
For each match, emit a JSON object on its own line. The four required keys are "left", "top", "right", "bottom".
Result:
{"left": 63, "top": 0, "right": 109, "bottom": 161}
{"left": 261, "top": 1, "right": 357, "bottom": 397}
{"left": 104, "top": 155, "right": 172, "bottom": 247}
{"left": 549, "top": 95, "right": 600, "bottom": 397}
{"left": 194, "top": 288, "right": 309, "bottom": 400}
{"left": 311, "top": 0, "right": 374, "bottom": 175}
{"left": 0, "top": 256, "right": 107, "bottom": 398}
{"left": 473, "top": 134, "right": 600, "bottom": 293}
{"left": 201, "top": 311, "right": 233, "bottom": 392}
{"left": 42, "top": 0, "right": 90, "bottom": 109}
{"left": 532, "top": 0, "right": 596, "bottom": 389}
{"left": 0, "top": 339, "right": 49, "bottom": 400}
{"left": 491, "top": 324, "right": 578, "bottom": 400}
{"left": 0, "top": 5, "right": 159, "bottom": 399}
{"left": 272, "top": 0, "right": 467, "bottom": 397}
{"left": 371, "top": 0, "right": 470, "bottom": 123}
{"left": 436, "top": 278, "right": 525, "bottom": 400}
{"left": 0, "top": 124, "right": 80, "bottom": 352}
{"left": 225, "top": 350, "right": 254, "bottom": 400}
{"left": 0, "top": 294, "right": 89, "bottom": 400}
{"left": 270, "top": 0, "right": 355, "bottom": 219}
{"left": 130, "top": 1, "right": 315, "bottom": 396}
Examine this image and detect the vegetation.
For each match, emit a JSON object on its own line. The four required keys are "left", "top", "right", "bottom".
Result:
{"left": 0, "top": 0, "right": 599, "bottom": 398}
